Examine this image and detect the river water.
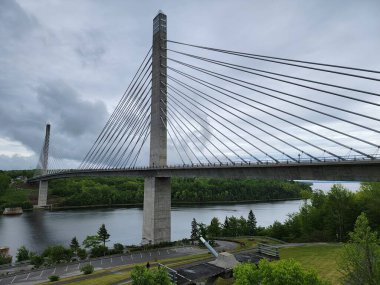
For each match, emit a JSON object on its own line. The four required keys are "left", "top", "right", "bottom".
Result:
{"left": 0, "top": 200, "right": 304, "bottom": 255}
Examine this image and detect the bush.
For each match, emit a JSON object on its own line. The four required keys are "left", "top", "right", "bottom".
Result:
{"left": 77, "top": 248, "right": 87, "bottom": 260}
{"left": 90, "top": 245, "right": 108, "bottom": 257}
{"left": 80, "top": 264, "right": 94, "bottom": 275}
{"left": 16, "top": 246, "right": 29, "bottom": 262}
{"left": 30, "top": 253, "right": 44, "bottom": 268}
{"left": 0, "top": 253, "right": 12, "bottom": 265}
{"left": 48, "top": 275, "right": 60, "bottom": 282}
{"left": 43, "top": 245, "right": 73, "bottom": 264}
{"left": 112, "top": 243, "right": 124, "bottom": 254}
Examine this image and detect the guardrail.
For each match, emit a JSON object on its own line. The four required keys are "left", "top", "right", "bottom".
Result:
{"left": 257, "top": 243, "right": 279, "bottom": 259}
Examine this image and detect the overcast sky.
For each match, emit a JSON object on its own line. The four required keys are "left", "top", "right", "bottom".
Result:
{"left": 0, "top": 0, "right": 379, "bottom": 170}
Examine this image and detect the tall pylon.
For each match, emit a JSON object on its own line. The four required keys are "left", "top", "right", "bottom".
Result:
{"left": 142, "top": 12, "right": 171, "bottom": 244}
{"left": 37, "top": 123, "right": 50, "bottom": 207}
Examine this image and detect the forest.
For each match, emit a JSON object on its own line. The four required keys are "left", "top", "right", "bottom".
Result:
{"left": 47, "top": 177, "right": 311, "bottom": 206}
{"left": 0, "top": 170, "right": 311, "bottom": 208}
{"left": 196, "top": 182, "right": 380, "bottom": 244}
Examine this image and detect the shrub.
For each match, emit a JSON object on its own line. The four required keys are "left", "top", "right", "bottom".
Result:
{"left": 16, "top": 246, "right": 29, "bottom": 262}
{"left": 112, "top": 243, "right": 124, "bottom": 254}
{"left": 80, "top": 264, "right": 94, "bottom": 275}
{"left": 29, "top": 253, "right": 44, "bottom": 268}
{"left": 48, "top": 275, "right": 60, "bottom": 282}
{"left": 90, "top": 245, "right": 108, "bottom": 257}
{"left": 77, "top": 248, "right": 87, "bottom": 260}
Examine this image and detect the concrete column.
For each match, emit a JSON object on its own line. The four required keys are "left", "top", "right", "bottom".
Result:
{"left": 142, "top": 12, "right": 171, "bottom": 244}
{"left": 142, "top": 177, "right": 171, "bottom": 244}
{"left": 37, "top": 123, "right": 50, "bottom": 207}
{"left": 38, "top": 181, "right": 48, "bottom": 207}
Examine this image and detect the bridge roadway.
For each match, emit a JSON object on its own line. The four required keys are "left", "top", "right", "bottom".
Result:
{"left": 29, "top": 158, "right": 380, "bottom": 182}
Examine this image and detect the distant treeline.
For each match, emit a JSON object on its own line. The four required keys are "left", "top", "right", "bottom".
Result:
{"left": 47, "top": 177, "right": 312, "bottom": 206}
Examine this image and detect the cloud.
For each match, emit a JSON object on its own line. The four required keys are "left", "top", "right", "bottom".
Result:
{"left": 0, "top": 0, "right": 379, "bottom": 169}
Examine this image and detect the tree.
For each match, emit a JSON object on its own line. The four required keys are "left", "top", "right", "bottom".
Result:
{"left": 339, "top": 213, "right": 380, "bottom": 285}
{"left": 82, "top": 235, "right": 101, "bottom": 249}
{"left": 70, "top": 237, "right": 80, "bottom": 254}
{"left": 208, "top": 217, "right": 221, "bottom": 238}
{"left": 97, "top": 224, "right": 110, "bottom": 247}
{"left": 234, "top": 259, "right": 329, "bottom": 285}
{"left": 198, "top": 223, "right": 208, "bottom": 241}
{"left": 247, "top": 210, "right": 257, "bottom": 235}
{"left": 16, "top": 246, "right": 29, "bottom": 262}
{"left": 191, "top": 218, "right": 198, "bottom": 244}
{"left": 0, "top": 172, "right": 10, "bottom": 192}
{"left": 131, "top": 265, "right": 173, "bottom": 285}
{"left": 43, "top": 245, "right": 73, "bottom": 264}
{"left": 29, "top": 252, "right": 44, "bottom": 268}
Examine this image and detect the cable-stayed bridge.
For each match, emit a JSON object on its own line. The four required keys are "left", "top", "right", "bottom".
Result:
{"left": 29, "top": 12, "right": 380, "bottom": 244}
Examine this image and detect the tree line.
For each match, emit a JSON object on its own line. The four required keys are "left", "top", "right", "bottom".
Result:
{"left": 259, "top": 183, "right": 380, "bottom": 243}
{"left": 47, "top": 177, "right": 311, "bottom": 206}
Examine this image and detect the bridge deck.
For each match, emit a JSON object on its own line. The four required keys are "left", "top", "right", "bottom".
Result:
{"left": 29, "top": 159, "right": 380, "bottom": 182}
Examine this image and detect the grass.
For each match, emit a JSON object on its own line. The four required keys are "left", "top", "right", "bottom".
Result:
{"left": 38, "top": 253, "right": 212, "bottom": 285}
{"left": 280, "top": 244, "right": 343, "bottom": 284}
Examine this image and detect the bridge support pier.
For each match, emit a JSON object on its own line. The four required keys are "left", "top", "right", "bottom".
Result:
{"left": 38, "top": 181, "right": 48, "bottom": 207}
{"left": 142, "top": 12, "right": 170, "bottom": 244}
{"left": 36, "top": 123, "right": 50, "bottom": 208}
{"left": 142, "top": 177, "right": 171, "bottom": 244}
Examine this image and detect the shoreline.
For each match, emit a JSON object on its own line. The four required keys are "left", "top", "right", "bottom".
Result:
{"left": 45, "top": 197, "right": 305, "bottom": 211}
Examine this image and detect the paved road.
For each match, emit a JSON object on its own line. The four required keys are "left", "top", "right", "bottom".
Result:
{"left": 0, "top": 241, "right": 238, "bottom": 285}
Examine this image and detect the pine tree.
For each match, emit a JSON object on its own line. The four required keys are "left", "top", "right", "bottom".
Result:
{"left": 70, "top": 237, "right": 80, "bottom": 254}
{"left": 191, "top": 218, "right": 198, "bottom": 244}
{"left": 97, "top": 224, "right": 110, "bottom": 247}
{"left": 223, "top": 216, "right": 230, "bottom": 236}
{"left": 339, "top": 213, "right": 380, "bottom": 284}
{"left": 248, "top": 210, "right": 257, "bottom": 236}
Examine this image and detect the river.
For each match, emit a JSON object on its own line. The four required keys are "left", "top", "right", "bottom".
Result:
{"left": 0, "top": 200, "right": 304, "bottom": 255}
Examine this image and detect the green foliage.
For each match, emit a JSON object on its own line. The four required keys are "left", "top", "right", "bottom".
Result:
{"left": 247, "top": 210, "right": 257, "bottom": 235}
{"left": 112, "top": 243, "right": 124, "bottom": 254}
{"left": 208, "top": 217, "right": 221, "bottom": 238}
{"left": 90, "top": 245, "right": 108, "bottom": 257}
{"left": 339, "top": 213, "right": 380, "bottom": 285}
{"left": 234, "top": 259, "right": 329, "bottom": 285}
{"left": 0, "top": 252, "right": 12, "bottom": 265}
{"left": 82, "top": 235, "right": 101, "bottom": 249}
{"left": 42, "top": 245, "right": 73, "bottom": 264}
{"left": 131, "top": 265, "right": 173, "bottom": 285}
{"left": 76, "top": 248, "right": 87, "bottom": 260}
{"left": 29, "top": 252, "right": 44, "bottom": 268}
{"left": 0, "top": 172, "right": 11, "bottom": 192}
{"left": 16, "top": 246, "right": 29, "bottom": 262}
{"left": 97, "top": 224, "right": 110, "bottom": 247}
{"left": 48, "top": 275, "right": 60, "bottom": 282}
{"left": 70, "top": 237, "right": 80, "bottom": 253}
{"left": 261, "top": 184, "right": 362, "bottom": 242}
{"left": 80, "top": 264, "right": 94, "bottom": 275}
{"left": 191, "top": 218, "right": 198, "bottom": 242}
{"left": 47, "top": 177, "right": 310, "bottom": 207}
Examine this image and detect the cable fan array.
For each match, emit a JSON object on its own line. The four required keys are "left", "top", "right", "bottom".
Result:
{"left": 79, "top": 48, "right": 152, "bottom": 170}
{"left": 163, "top": 40, "right": 380, "bottom": 166}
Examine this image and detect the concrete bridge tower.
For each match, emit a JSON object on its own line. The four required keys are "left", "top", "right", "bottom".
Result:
{"left": 142, "top": 12, "right": 171, "bottom": 244}
{"left": 38, "top": 123, "right": 50, "bottom": 207}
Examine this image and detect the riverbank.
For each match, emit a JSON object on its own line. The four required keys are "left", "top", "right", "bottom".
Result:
{"left": 45, "top": 197, "right": 304, "bottom": 211}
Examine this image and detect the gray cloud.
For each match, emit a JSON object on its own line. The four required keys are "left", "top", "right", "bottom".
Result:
{"left": 0, "top": 0, "right": 379, "bottom": 169}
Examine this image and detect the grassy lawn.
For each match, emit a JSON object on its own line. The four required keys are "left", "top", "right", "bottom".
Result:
{"left": 280, "top": 244, "right": 343, "bottom": 284}
{"left": 38, "top": 253, "right": 212, "bottom": 285}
